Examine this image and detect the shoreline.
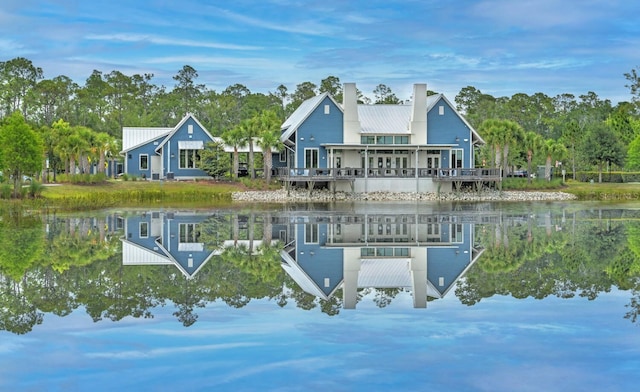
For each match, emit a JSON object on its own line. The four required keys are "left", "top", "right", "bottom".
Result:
{"left": 232, "top": 189, "right": 578, "bottom": 203}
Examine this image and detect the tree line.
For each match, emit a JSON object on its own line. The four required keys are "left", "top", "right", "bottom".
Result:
{"left": 2, "top": 55, "right": 640, "bottom": 194}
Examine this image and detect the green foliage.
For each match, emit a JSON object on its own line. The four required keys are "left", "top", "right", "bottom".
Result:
{"left": 579, "top": 122, "right": 625, "bottom": 183}
{"left": 626, "top": 134, "right": 640, "bottom": 171}
{"left": 0, "top": 111, "right": 44, "bottom": 198}
{"left": 199, "top": 140, "right": 231, "bottom": 179}
{"left": 0, "top": 183, "right": 11, "bottom": 199}
{"left": 27, "top": 181, "right": 45, "bottom": 198}
{"left": 502, "top": 177, "right": 564, "bottom": 190}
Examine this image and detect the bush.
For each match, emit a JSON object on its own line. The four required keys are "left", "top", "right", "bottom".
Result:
{"left": 576, "top": 171, "right": 640, "bottom": 183}
{"left": 27, "top": 181, "right": 45, "bottom": 198}
{"left": 0, "top": 184, "right": 11, "bottom": 199}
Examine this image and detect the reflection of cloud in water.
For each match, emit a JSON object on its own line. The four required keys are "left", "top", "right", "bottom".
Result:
{"left": 215, "top": 357, "right": 337, "bottom": 386}
{"left": 0, "top": 341, "right": 23, "bottom": 354}
{"left": 86, "top": 342, "right": 261, "bottom": 359}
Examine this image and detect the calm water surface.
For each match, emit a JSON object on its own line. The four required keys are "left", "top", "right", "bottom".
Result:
{"left": 1, "top": 201, "right": 640, "bottom": 391}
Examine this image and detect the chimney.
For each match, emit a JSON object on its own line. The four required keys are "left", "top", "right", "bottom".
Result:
{"left": 410, "top": 83, "right": 427, "bottom": 144}
{"left": 343, "top": 83, "right": 361, "bottom": 143}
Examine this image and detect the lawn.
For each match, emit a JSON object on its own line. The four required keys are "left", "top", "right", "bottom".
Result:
{"left": 37, "top": 180, "right": 246, "bottom": 210}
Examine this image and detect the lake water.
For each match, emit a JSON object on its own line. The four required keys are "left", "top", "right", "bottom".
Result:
{"left": 1, "top": 201, "right": 640, "bottom": 391}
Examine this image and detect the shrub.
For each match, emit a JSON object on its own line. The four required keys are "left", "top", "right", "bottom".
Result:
{"left": 0, "top": 184, "right": 11, "bottom": 199}
{"left": 27, "top": 181, "right": 45, "bottom": 198}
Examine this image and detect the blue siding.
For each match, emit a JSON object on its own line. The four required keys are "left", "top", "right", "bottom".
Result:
{"left": 295, "top": 97, "right": 343, "bottom": 168}
{"left": 428, "top": 97, "right": 474, "bottom": 168}
{"left": 125, "top": 215, "right": 165, "bottom": 256}
{"left": 427, "top": 247, "right": 471, "bottom": 296}
{"left": 163, "top": 215, "right": 211, "bottom": 276}
{"left": 295, "top": 224, "right": 344, "bottom": 296}
{"left": 162, "top": 117, "right": 213, "bottom": 178}
{"left": 126, "top": 136, "right": 164, "bottom": 178}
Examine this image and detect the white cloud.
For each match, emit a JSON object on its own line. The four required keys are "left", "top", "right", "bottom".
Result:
{"left": 85, "top": 33, "right": 262, "bottom": 51}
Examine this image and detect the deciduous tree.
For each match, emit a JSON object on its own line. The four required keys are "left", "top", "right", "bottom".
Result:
{"left": 0, "top": 111, "right": 44, "bottom": 197}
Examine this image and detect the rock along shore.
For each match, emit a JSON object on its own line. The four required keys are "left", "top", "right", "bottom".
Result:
{"left": 232, "top": 189, "right": 577, "bottom": 203}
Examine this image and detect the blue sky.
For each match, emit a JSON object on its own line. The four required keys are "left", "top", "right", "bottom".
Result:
{"left": 2, "top": 0, "right": 640, "bottom": 103}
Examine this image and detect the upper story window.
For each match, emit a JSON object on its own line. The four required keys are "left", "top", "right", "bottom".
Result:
{"left": 324, "top": 104, "right": 330, "bottom": 114}
{"left": 439, "top": 105, "right": 445, "bottom": 115}
{"left": 361, "top": 135, "right": 410, "bottom": 144}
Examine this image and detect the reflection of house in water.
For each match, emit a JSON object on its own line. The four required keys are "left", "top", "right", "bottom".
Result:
{"left": 120, "top": 211, "right": 267, "bottom": 279}
{"left": 280, "top": 212, "right": 485, "bottom": 309}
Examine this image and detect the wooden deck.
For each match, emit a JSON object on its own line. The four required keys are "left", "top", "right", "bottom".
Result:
{"left": 274, "top": 167, "right": 502, "bottom": 191}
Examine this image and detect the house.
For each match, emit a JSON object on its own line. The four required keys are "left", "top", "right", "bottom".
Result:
{"left": 276, "top": 83, "right": 496, "bottom": 192}
{"left": 120, "top": 113, "right": 216, "bottom": 180}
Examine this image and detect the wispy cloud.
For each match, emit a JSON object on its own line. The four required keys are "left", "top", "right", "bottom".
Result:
{"left": 85, "top": 33, "right": 262, "bottom": 51}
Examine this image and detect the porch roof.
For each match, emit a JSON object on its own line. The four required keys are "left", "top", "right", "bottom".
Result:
{"left": 320, "top": 143, "right": 459, "bottom": 149}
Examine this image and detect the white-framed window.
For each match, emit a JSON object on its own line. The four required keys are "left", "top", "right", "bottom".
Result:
{"left": 188, "top": 124, "right": 193, "bottom": 134}
{"left": 279, "top": 152, "right": 286, "bottom": 163}
{"left": 439, "top": 105, "right": 445, "bottom": 115}
{"left": 451, "top": 223, "right": 463, "bottom": 243}
{"left": 179, "top": 223, "right": 200, "bottom": 243}
{"left": 451, "top": 149, "right": 463, "bottom": 169}
{"left": 139, "top": 154, "right": 149, "bottom": 170}
{"left": 305, "top": 224, "right": 318, "bottom": 244}
{"left": 304, "top": 148, "right": 319, "bottom": 168}
{"left": 139, "top": 222, "right": 149, "bottom": 238}
{"left": 324, "top": 104, "right": 330, "bottom": 114}
{"left": 179, "top": 149, "right": 200, "bottom": 169}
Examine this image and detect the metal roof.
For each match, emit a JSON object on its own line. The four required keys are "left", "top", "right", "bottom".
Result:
{"left": 357, "top": 94, "right": 443, "bottom": 134}
{"left": 122, "top": 127, "right": 172, "bottom": 152}
{"left": 358, "top": 105, "right": 412, "bottom": 134}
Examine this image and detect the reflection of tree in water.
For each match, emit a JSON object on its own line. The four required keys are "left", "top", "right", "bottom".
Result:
{"left": 5, "top": 208, "right": 640, "bottom": 334}
{"left": 459, "top": 209, "right": 640, "bottom": 310}
{"left": 0, "top": 212, "right": 45, "bottom": 334}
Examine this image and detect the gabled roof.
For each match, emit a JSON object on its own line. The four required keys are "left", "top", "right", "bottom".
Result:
{"left": 121, "top": 127, "right": 172, "bottom": 153}
{"left": 280, "top": 92, "right": 484, "bottom": 144}
{"left": 155, "top": 113, "right": 215, "bottom": 153}
{"left": 280, "top": 93, "right": 343, "bottom": 142}
{"left": 435, "top": 94, "right": 486, "bottom": 145}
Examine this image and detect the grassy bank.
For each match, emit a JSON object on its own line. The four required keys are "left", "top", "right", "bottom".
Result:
{"left": 34, "top": 180, "right": 245, "bottom": 211}
{"left": 2, "top": 178, "right": 639, "bottom": 212}
{"left": 560, "top": 181, "right": 640, "bottom": 201}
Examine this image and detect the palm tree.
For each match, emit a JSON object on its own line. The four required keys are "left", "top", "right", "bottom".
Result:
{"left": 479, "top": 119, "right": 523, "bottom": 177}
{"left": 523, "top": 131, "right": 543, "bottom": 184}
{"left": 93, "top": 132, "right": 111, "bottom": 174}
{"left": 541, "top": 139, "right": 567, "bottom": 181}
{"left": 239, "top": 117, "right": 261, "bottom": 179}
{"left": 222, "top": 126, "right": 247, "bottom": 179}
{"left": 70, "top": 126, "right": 92, "bottom": 174}
{"left": 256, "top": 110, "right": 283, "bottom": 183}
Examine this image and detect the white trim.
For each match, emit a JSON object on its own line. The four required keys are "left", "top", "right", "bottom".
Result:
{"left": 139, "top": 222, "right": 149, "bottom": 238}
{"left": 139, "top": 154, "right": 149, "bottom": 170}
